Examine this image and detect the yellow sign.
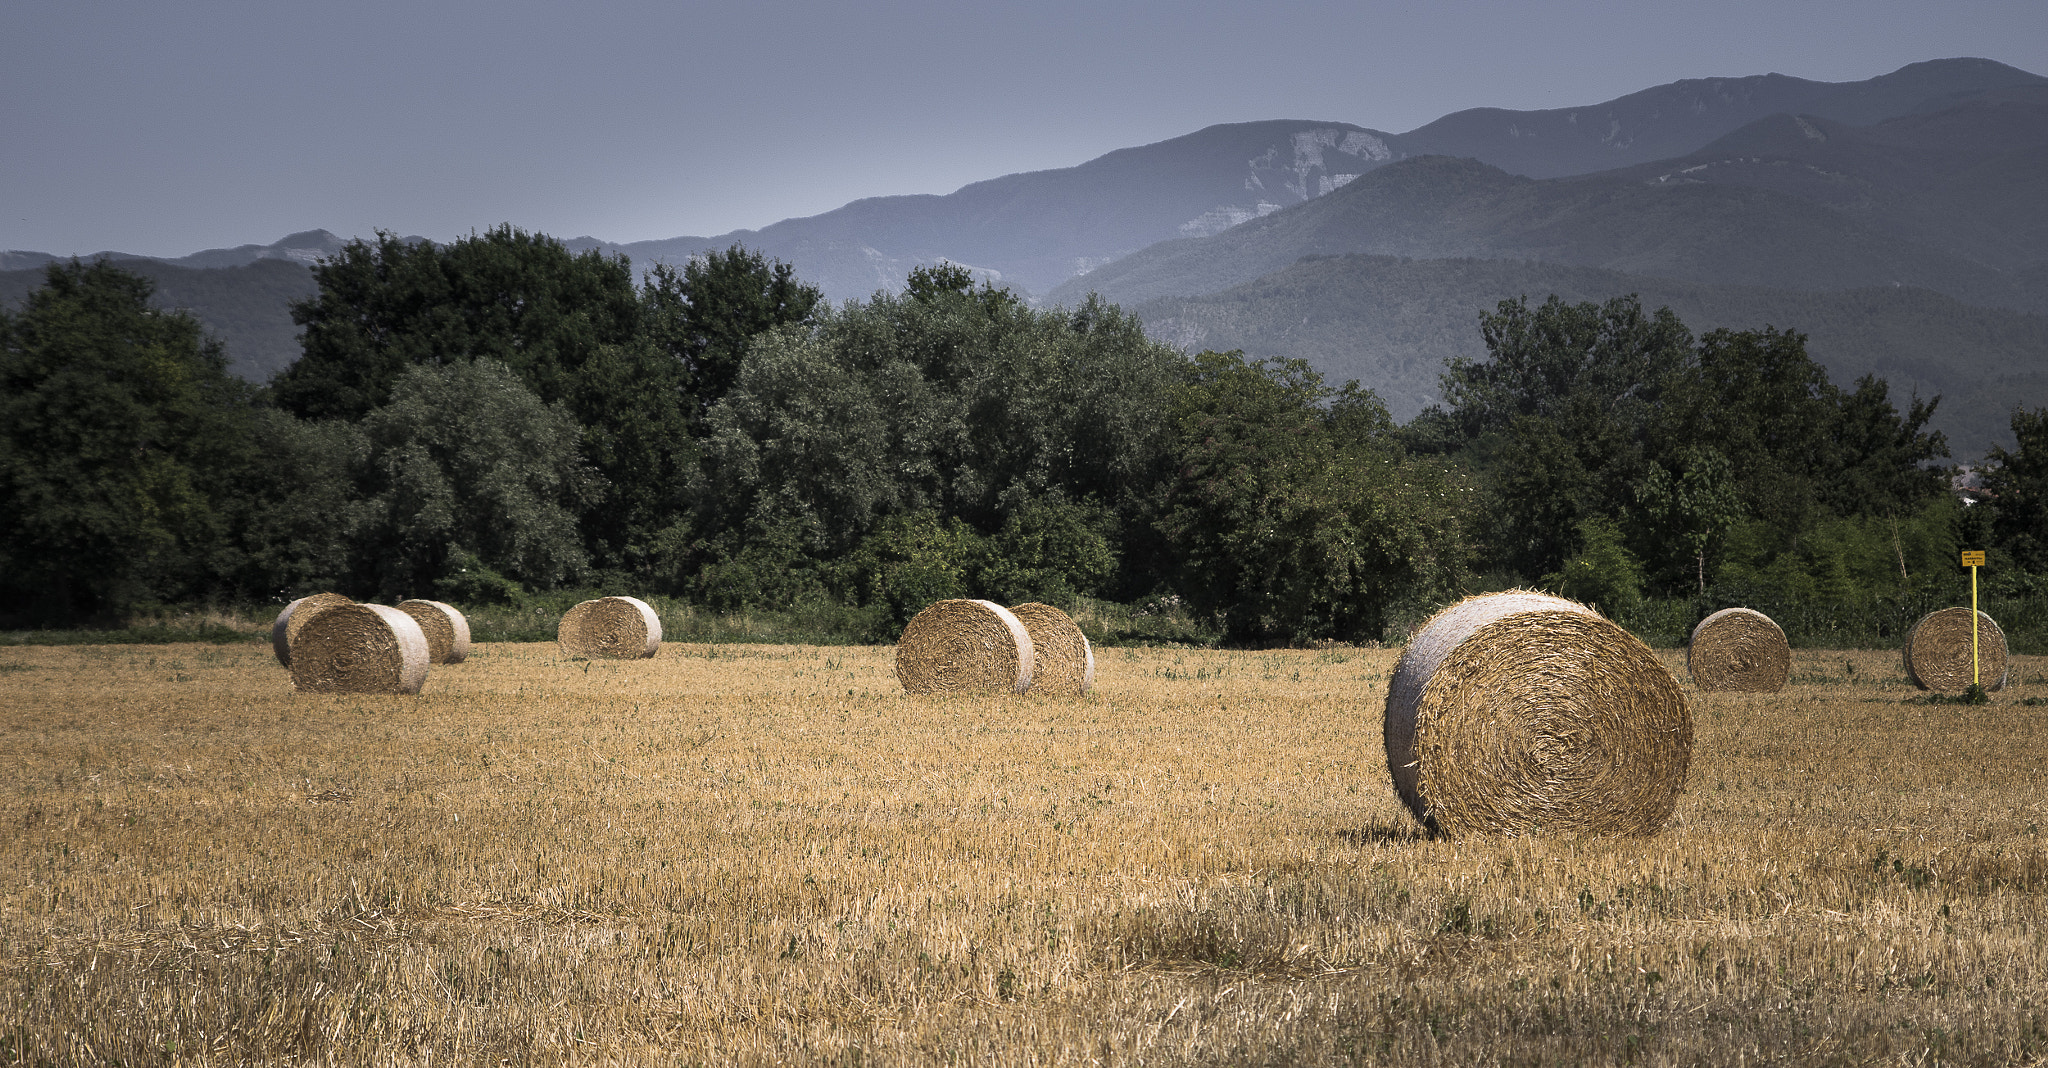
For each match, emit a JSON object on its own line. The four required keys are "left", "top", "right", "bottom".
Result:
{"left": 1961, "top": 550, "right": 1986, "bottom": 567}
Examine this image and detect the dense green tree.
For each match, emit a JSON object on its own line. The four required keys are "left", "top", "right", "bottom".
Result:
{"left": 1439, "top": 297, "right": 1949, "bottom": 593}
{"left": 1665, "top": 326, "right": 1837, "bottom": 538}
{"left": 348, "top": 359, "right": 596, "bottom": 599}
{"left": 978, "top": 495, "right": 1119, "bottom": 606}
{"left": 275, "top": 226, "right": 643, "bottom": 420}
{"left": 1822, "top": 374, "right": 1949, "bottom": 518}
{"left": 695, "top": 284, "right": 1180, "bottom": 604}
{"left": 1667, "top": 327, "right": 1945, "bottom": 538}
{"left": 1158, "top": 351, "right": 1468, "bottom": 643}
{"left": 275, "top": 226, "right": 695, "bottom": 574}
{"left": 1635, "top": 445, "right": 1741, "bottom": 593}
{"left": 220, "top": 409, "right": 365, "bottom": 600}
{"left": 0, "top": 261, "right": 258, "bottom": 620}
{"left": 1542, "top": 515, "right": 1645, "bottom": 617}
{"left": 1442, "top": 294, "right": 1692, "bottom": 581}
{"left": 643, "top": 244, "right": 822, "bottom": 421}
{"left": 1984, "top": 406, "right": 2048, "bottom": 573}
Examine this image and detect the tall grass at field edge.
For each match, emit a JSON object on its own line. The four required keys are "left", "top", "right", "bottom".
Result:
{"left": 4, "top": 591, "right": 2043, "bottom": 653}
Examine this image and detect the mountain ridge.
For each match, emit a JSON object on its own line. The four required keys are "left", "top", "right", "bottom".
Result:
{"left": 1046, "top": 153, "right": 2035, "bottom": 313}
{"left": 8, "top": 58, "right": 2037, "bottom": 304}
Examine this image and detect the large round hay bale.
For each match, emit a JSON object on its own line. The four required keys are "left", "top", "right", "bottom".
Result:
{"left": 289, "top": 604, "right": 429, "bottom": 694}
{"left": 1687, "top": 607, "right": 1790, "bottom": 693}
{"left": 1903, "top": 607, "right": 2009, "bottom": 693}
{"left": 1008, "top": 602, "right": 1095, "bottom": 696}
{"left": 1384, "top": 590, "right": 1693, "bottom": 837}
{"left": 396, "top": 599, "right": 471, "bottom": 664}
{"left": 270, "top": 592, "right": 354, "bottom": 667}
{"left": 557, "top": 596, "right": 662, "bottom": 660}
{"left": 896, "top": 599, "right": 1035, "bottom": 695}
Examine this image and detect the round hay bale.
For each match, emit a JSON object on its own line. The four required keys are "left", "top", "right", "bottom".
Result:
{"left": 1384, "top": 590, "right": 1693, "bottom": 837}
{"left": 1687, "top": 607, "right": 1790, "bottom": 693}
{"left": 1008, "top": 602, "right": 1095, "bottom": 695}
{"left": 557, "top": 596, "right": 662, "bottom": 660}
{"left": 396, "top": 599, "right": 472, "bottom": 664}
{"left": 896, "top": 599, "right": 1035, "bottom": 695}
{"left": 289, "top": 604, "right": 429, "bottom": 694}
{"left": 270, "top": 592, "right": 354, "bottom": 667}
{"left": 1903, "top": 607, "right": 2009, "bottom": 694}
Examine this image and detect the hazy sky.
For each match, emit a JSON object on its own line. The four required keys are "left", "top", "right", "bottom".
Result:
{"left": 7, "top": 0, "right": 2046, "bottom": 258}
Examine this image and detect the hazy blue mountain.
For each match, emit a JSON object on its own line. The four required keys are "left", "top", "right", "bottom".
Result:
{"left": 1591, "top": 85, "right": 2048, "bottom": 273}
{"left": 1133, "top": 254, "right": 2048, "bottom": 459}
{"left": 1392, "top": 57, "right": 2044, "bottom": 179}
{"left": 0, "top": 230, "right": 349, "bottom": 273}
{"left": 575, "top": 58, "right": 2042, "bottom": 302}
{"left": 1047, "top": 153, "right": 2036, "bottom": 313}
{"left": 7, "top": 56, "right": 2042, "bottom": 398}
{"left": 569, "top": 119, "right": 1408, "bottom": 299}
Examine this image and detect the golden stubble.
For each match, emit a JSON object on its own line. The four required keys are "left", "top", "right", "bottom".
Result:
{"left": 1, "top": 642, "right": 2045, "bottom": 1065}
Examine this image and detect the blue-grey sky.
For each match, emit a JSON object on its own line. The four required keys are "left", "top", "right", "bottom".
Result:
{"left": 6, "top": 0, "right": 2046, "bottom": 258}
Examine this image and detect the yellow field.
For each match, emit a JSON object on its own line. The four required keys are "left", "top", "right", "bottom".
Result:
{"left": 3, "top": 641, "right": 2046, "bottom": 1066}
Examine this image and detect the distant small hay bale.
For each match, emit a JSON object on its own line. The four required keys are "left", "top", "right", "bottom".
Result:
{"left": 289, "top": 604, "right": 429, "bottom": 695}
{"left": 896, "top": 599, "right": 1035, "bottom": 696}
{"left": 396, "top": 599, "right": 471, "bottom": 664}
{"left": 1687, "top": 608, "right": 1790, "bottom": 693}
{"left": 1008, "top": 602, "right": 1095, "bottom": 696}
{"left": 557, "top": 596, "right": 662, "bottom": 660}
{"left": 1384, "top": 590, "right": 1693, "bottom": 838}
{"left": 271, "top": 592, "right": 354, "bottom": 667}
{"left": 1903, "top": 607, "right": 2009, "bottom": 694}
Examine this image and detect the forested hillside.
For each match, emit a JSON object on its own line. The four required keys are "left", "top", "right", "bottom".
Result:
{"left": 1050, "top": 155, "right": 2035, "bottom": 313}
{"left": 4, "top": 234, "right": 2042, "bottom": 653}
{"left": 1134, "top": 255, "right": 2048, "bottom": 457}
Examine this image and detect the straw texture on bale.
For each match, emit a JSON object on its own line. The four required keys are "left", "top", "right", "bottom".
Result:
{"left": 396, "top": 599, "right": 471, "bottom": 664}
{"left": 1384, "top": 591, "right": 1693, "bottom": 838}
{"left": 557, "top": 596, "right": 662, "bottom": 660}
{"left": 1008, "top": 602, "right": 1095, "bottom": 696}
{"left": 1903, "top": 607, "right": 2009, "bottom": 693}
{"left": 895, "top": 599, "right": 1035, "bottom": 696}
{"left": 1687, "top": 607, "right": 1790, "bottom": 693}
{"left": 270, "top": 592, "right": 354, "bottom": 667}
{"left": 289, "top": 604, "right": 429, "bottom": 695}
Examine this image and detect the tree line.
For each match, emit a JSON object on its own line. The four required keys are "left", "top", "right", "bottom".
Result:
{"left": 3, "top": 226, "right": 2042, "bottom": 646}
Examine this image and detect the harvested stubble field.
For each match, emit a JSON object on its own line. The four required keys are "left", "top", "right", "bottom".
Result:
{"left": 2, "top": 642, "right": 2046, "bottom": 1066}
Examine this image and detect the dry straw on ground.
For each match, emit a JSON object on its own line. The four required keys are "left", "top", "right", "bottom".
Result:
{"left": 1903, "top": 607, "right": 2010, "bottom": 693}
{"left": 896, "top": 599, "right": 1035, "bottom": 695}
{"left": 268, "top": 592, "right": 353, "bottom": 667}
{"left": 1008, "top": 602, "right": 1095, "bottom": 696}
{"left": 396, "top": 599, "right": 471, "bottom": 664}
{"left": 7, "top": 642, "right": 2048, "bottom": 1064}
{"left": 1687, "top": 607, "right": 1790, "bottom": 693}
{"left": 287, "top": 603, "right": 429, "bottom": 694}
{"left": 1384, "top": 590, "right": 1693, "bottom": 837}
{"left": 557, "top": 596, "right": 662, "bottom": 660}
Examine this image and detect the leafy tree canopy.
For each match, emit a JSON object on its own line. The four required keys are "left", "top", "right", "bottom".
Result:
{"left": 274, "top": 225, "right": 641, "bottom": 420}
{"left": 1985, "top": 406, "right": 2048, "bottom": 573}
{"left": 695, "top": 288, "right": 1181, "bottom": 598}
{"left": 1159, "top": 351, "right": 1469, "bottom": 643}
{"left": 643, "top": 243, "right": 822, "bottom": 421}
{"left": 0, "top": 260, "right": 257, "bottom": 620}
{"left": 1435, "top": 295, "right": 1950, "bottom": 594}
{"left": 275, "top": 225, "right": 700, "bottom": 572}
{"left": 349, "top": 359, "right": 596, "bottom": 599}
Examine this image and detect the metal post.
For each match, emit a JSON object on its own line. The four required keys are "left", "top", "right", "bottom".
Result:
{"left": 1972, "top": 563, "right": 1981, "bottom": 689}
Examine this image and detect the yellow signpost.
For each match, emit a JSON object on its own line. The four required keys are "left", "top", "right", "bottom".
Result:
{"left": 1962, "top": 550, "right": 1986, "bottom": 687}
